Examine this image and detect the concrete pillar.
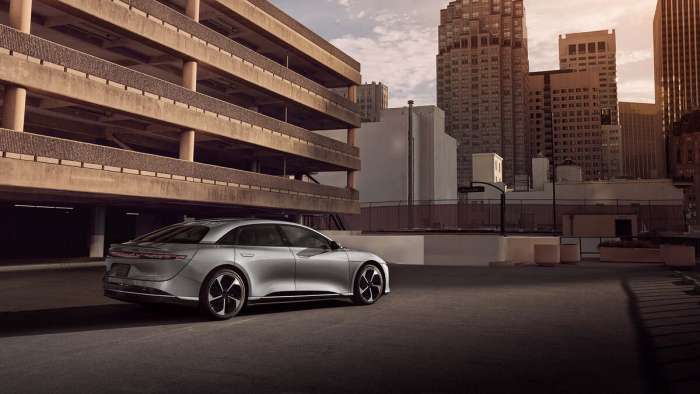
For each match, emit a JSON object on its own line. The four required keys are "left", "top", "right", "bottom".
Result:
{"left": 2, "top": 0, "right": 32, "bottom": 132}
{"left": 89, "top": 207, "right": 106, "bottom": 259}
{"left": 185, "top": 0, "right": 200, "bottom": 22}
{"left": 182, "top": 61, "right": 197, "bottom": 90}
{"left": 2, "top": 87, "right": 27, "bottom": 131}
{"left": 347, "top": 85, "right": 358, "bottom": 190}
{"left": 178, "top": 0, "right": 200, "bottom": 162}
{"left": 9, "top": 0, "right": 32, "bottom": 33}
{"left": 179, "top": 61, "right": 197, "bottom": 161}
{"left": 250, "top": 159, "right": 260, "bottom": 173}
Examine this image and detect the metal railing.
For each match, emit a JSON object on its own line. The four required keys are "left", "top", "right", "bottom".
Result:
{"left": 309, "top": 199, "right": 686, "bottom": 234}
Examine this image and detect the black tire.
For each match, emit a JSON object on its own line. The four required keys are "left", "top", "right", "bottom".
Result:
{"left": 199, "top": 268, "right": 247, "bottom": 320}
{"left": 352, "top": 263, "right": 385, "bottom": 305}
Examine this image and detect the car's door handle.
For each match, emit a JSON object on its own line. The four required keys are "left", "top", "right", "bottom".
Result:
{"left": 240, "top": 252, "right": 255, "bottom": 258}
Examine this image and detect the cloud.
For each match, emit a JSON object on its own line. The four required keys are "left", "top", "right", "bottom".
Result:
{"left": 330, "top": 9, "right": 442, "bottom": 107}
{"left": 274, "top": 0, "right": 658, "bottom": 105}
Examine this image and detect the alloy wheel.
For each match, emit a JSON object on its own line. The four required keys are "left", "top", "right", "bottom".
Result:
{"left": 358, "top": 265, "right": 383, "bottom": 303}
{"left": 208, "top": 272, "right": 244, "bottom": 317}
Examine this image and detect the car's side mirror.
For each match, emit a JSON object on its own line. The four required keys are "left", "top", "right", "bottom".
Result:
{"left": 329, "top": 241, "right": 341, "bottom": 250}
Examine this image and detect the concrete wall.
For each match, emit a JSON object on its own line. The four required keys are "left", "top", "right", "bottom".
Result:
{"left": 329, "top": 234, "right": 425, "bottom": 265}
{"left": 469, "top": 178, "right": 684, "bottom": 204}
{"left": 507, "top": 237, "right": 560, "bottom": 264}
{"left": 320, "top": 232, "right": 560, "bottom": 267}
{"left": 424, "top": 235, "right": 506, "bottom": 266}
{"left": 563, "top": 214, "right": 639, "bottom": 237}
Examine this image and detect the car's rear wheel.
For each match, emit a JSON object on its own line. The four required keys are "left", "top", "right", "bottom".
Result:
{"left": 199, "top": 268, "right": 246, "bottom": 320}
{"left": 352, "top": 264, "right": 384, "bottom": 305}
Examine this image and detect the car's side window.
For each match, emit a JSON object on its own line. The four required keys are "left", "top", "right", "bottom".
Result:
{"left": 218, "top": 225, "right": 285, "bottom": 247}
{"left": 279, "top": 225, "right": 330, "bottom": 249}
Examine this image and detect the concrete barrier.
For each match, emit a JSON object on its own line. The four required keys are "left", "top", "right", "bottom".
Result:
{"left": 560, "top": 244, "right": 581, "bottom": 264}
{"left": 322, "top": 232, "right": 563, "bottom": 267}
{"left": 329, "top": 234, "right": 425, "bottom": 265}
{"left": 424, "top": 235, "right": 506, "bottom": 266}
{"left": 599, "top": 247, "right": 663, "bottom": 263}
{"left": 507, "top": 237, "right": 560, "bottom": 264}
{"left": 535, "top": 245, "right": 561, "bottom": 267}
{"left": 662, "top": 245, "right": 696, "bottom": 269}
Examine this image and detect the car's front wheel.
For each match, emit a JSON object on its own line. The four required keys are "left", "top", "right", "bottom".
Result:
{"left": 352, "top": 263, "right": 385, "bottom": 305}
{"left": 199, "top": 268, "right": 246, "bottom": 320}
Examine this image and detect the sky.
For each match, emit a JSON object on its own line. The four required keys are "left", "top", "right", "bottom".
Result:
{"left": 271, "top": 0, "right": 658, "bottom": 108}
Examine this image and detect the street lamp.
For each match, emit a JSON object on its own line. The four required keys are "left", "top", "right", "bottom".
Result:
{"left": 468, "top": 181, "right": 507, "bottom": 236}
{"left": 407, "top": 100, "right": 414, "bottom": 229}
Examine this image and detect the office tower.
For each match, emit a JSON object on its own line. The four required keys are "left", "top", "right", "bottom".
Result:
{"left": 654, "top": 0, "right": 700, "bottom": 142}
{"left": 619, "top": 102, "right": 665, "bottom": 179}
{"left": 358, "top": 82, "right": 389, "bottom": 123}
{"left": 559, "top": 30, "right": 621, "bottom": 178}
{"left": 437, "top": 0, "right": 529, "bottom": 187}
{"left": 0, "top": 0, "right": 361, "bottom": 258}
{"left": 528, "top": 69, "right": 606, "bottom": 180}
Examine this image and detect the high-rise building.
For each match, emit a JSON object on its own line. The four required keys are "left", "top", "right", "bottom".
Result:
{"left": 559, "top": 30, "right": 621, "bottom": 178}
{"left": 358, "top": 82, "right": 389, "bottom": 123}
{"left": 619, "top": 102, "right": 665, "bottom": 179}
{"left": 527, "top": 69, "right": 606, "bottom": 180}
{"left": 668, "top": 110, "right": 700, "bottom": 223}
{"left": 654, "top": 0, "right": 700, "bottom": 150}
{"left": 437, "top": 0, "right": 529, "bottom": 187}
{"left": 0, "top": 0, "right": 361, "bottom": 258}
{"left": 559, "top": 30, "right": 619, "bottom": 123}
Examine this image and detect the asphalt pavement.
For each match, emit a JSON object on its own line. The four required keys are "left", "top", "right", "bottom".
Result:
{"left": 1, "top": 263, "right": 697, "bottom": 393}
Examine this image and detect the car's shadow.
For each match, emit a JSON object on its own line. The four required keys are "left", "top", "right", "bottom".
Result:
{"left": 0, "top": 300, "right": 354, "bottom": 338}
{"left": 242, "top": 299, "right": 353, "bottom": 316}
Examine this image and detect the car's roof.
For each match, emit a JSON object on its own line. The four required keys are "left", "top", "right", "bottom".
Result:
{"left": 189, "top": 218, "right": 300, "bottom": 227}
{"left": 186, "top": 218, "right": 323, "bottom": 243}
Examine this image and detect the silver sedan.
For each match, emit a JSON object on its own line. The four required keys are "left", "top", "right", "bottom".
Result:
{"left": 103, "top": 219, "right": 390, "bottom": 319}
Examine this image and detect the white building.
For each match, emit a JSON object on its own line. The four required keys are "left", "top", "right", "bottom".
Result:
{"left": 315, "top": 106, "right": 458, "bottom": 203}
{"left": 466, "top": 155, "right": 684, "bottom": 236}
{"left": 472, "top": 154, "right": 503, "bottom": 184}
{"left": 470, "top": 156, "right": 683, "bottom": 203}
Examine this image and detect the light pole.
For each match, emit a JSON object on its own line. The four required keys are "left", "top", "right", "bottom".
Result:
{"left": 470, "top": 182, "right": 507, "bottom": 236}
{"left": 408, "top": 100, "right": 414, "bottom": 229}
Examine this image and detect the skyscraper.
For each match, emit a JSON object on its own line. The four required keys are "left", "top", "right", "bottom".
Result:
{"left": 559, "top": 30, "right": 621, "bottom": 179}
{"left": 527, "top": 69, "right": 605, "bottom": 180}
{"left": 437, "top": 0, "right": 529, "bottom": 187}
{"left": 619, "top": 102, "right": 665, "bottom": 179}
{"left": 358, "top": 82, "right": 389, "bottom": 123}
{"left": 654, "top": 0, "right": 700, "bottom": 145}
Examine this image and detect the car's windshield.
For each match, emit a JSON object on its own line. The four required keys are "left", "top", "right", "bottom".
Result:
{"left": 133, "top": 225, "right": 210, "bottom": 244}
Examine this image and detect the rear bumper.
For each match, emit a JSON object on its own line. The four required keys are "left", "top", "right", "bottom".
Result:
{"left": 103, "top": 280, "right": 198, "bottom": 307}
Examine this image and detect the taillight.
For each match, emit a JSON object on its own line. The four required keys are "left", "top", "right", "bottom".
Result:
{"left": 109, "top": 250, "right": 187, "bottom": 260}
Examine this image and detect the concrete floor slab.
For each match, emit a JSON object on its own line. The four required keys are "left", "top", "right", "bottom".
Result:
{"left": 0, "top": 263, "right": 691, "bottom": 393}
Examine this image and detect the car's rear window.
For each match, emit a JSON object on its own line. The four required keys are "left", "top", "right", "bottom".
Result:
{"left": 133, "top": 225, "right": 209, "bottom": 244}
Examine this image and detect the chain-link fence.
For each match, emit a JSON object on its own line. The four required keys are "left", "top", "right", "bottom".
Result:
{"left": 309, "top": 199, "right": 686, "bottom": 234}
